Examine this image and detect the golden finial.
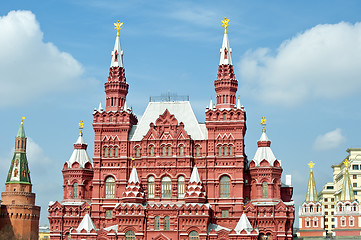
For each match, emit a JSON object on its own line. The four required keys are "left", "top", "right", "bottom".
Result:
{"left": 221, "top": 17, "right": 230, "bottom": 34}
{"left": 21, "top": 116, "right": 25, "bottom": 124}
{"left": 260, "top": 116, "right": 267, "bottom": 132}
{"left": 114, "top": 20, "right": 123, "bottom": 36}
{"left": 344, "top": 158, "right": 350, "bottom": 168}
{"left": 131, "top": 158, "right": 135, "bottom": 168}
{"left": 86, "top": 205, "right": 90, "bottom": 213}
{"left": 79, "top": 120, "right": 84, "bottom": 134}
{"left": 308, "top": 161, "right": 315, "bottom": 171}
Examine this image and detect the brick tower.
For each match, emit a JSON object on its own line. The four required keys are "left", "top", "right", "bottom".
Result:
{"left": 298, "top": 161, "right": 326, "bottom": 238}
{"left": 0, "top": 118, "right": 40, "bottom": 240}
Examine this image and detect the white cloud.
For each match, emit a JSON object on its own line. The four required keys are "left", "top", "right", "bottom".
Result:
{"left": 313, "top": 128, "right": 346, "bottom": 150}
{"left": 239, "top": 22, "right": 361, "bottom": 106}
{"left": 0, "top": 10, "right": 84, "bottom": 107}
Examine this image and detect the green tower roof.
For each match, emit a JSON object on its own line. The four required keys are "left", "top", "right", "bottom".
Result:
{"left": 16, "top": 121, "right": 26, "bottom": 138}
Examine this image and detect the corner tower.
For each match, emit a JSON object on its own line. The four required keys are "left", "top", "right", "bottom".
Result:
{"left": 205, "top": 18, "right": 247, "bottom": 229}
{"left": 0, "top": 118, "right": 40, "bottom": 240}
{"left": 92, "top": 21, "right": 138, "bottom": 227}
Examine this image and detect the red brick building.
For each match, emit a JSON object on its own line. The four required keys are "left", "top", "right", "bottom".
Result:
{"left": 48, "top": 19, "right": 294, "bottom": 240}
{"left": 0, "top": 120, "right": 41, "bottom": 239}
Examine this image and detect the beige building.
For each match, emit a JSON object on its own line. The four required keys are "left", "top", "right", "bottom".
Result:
{"left": 318, "top": 148, "right": 361, "bottom": 234}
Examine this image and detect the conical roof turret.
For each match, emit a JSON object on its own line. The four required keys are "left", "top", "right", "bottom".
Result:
{"left": 184, "top": 165, "right": 207, "bottom": 203}
{"left": 66, "top": 121, "right": 92, "bottom": 169}
{"left": 234, "top": 213, "right": 258, "bottom": 234}
{"left": 122, "top": 162, "right": 145, "bottom": 203}
{"left": 251, "top": 117, "right": 280, "bottom": 167}
{"left": 6, "top": 117, "right": 31, "bottom": 184}
{"left": 340, "top": 159, "right": 355, "bottom": 202}
{"left": 219, "top": 21, "right": 232, "bottom": 65}
{"left": 76, "top": 213, "right": 96, "bottom": 233}
{"left": 304, "top": 161, "right": 319, "bottom": 202}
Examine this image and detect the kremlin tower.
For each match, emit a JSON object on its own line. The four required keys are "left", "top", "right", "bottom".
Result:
{"left": 49, "top": 18, "right": 295, "bottom": 240}
{"left": 0, "top": 118, "right": 40, "bottom": 240}
{"left": 297, "top": 161, "right": 326, "bottom": 238}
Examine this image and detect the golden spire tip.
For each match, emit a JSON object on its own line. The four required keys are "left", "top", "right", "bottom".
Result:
{"left": 260, "top": 116, "right": 266, "bottom": 132}
{"left": 308, "top": 161, "right": 315, "bottom": 170}
{"left": 21, "top": 116, "right": 25, "bottom": 124}
{"left": 221, "top": 17, "right": 230, "bottom": 34}
{"left": 114, "top": 20, "right": 123, "bottom": 36}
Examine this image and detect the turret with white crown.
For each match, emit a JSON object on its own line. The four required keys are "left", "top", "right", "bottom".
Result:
{"left": 122, "top": 161, "right": 145, "bottom": 203}
{"left": 184, "top": 165, "right": 207, "bottom": 203}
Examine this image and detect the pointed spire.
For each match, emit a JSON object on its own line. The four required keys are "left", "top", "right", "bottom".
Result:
{"left": 209, "top": 98, "right": 213, "bottom": 110}
{"left": 237, "top": 96, "right": 241, "bottom": 109}
{"left": 122, "top": 163, "right": 145, "bottom": 203}
{"left": 128, "top": 166, "right": 140, "bottom": 184}
{"left": 98, "top": 102, "right": 103, "bottom": 112}
{"left": 184, "top": 165, "right": 206, "bottom": 203}
{"left": 16, "top": 117, "right": 26, "bottom": 138}
{"left": 305, "top": 161, "right": 319, "bottom": 202}
{"left": 76, "top": 213, "right": 96, "bottom": 233}
{"left": 123, "top": 100, "right": 127, "bottom": 111}
{"left": 111, "top": 20, "right": 124, "bottom": 68}
{"left": 234, "top": 213, "right": 254, "bottom": 234}
{"left": 219, "top": 17, "right": 232, "bottom": 65}
{"left": 340, "top": 158, "right": 355, "bottom": 201}
{"left": 6, "top": 117, "right": 31, "bottom": 184}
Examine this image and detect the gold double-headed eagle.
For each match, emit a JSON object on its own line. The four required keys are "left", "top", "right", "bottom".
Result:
{"left": 221, "top": 17, "right": 230, "bottom": 34}
{"left": 114, "top": 20, "right": 123, "bottom": 36}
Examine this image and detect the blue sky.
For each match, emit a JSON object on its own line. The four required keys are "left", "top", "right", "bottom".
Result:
{"left": 1, "top": 0, "right": 361, "bottom": 226}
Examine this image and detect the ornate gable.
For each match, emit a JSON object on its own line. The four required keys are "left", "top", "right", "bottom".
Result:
{"left": 142, "top": 110, "right": 191, "bottom": 141}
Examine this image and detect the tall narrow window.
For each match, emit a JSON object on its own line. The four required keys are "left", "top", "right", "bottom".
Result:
{"left": 189, "top": 231, "right": 199, "bottom": 240}
{"left": 114, "top": 147, "right": 118, "bottom": 157}
{"left": 103, "top": 147, "right": 107, "bottom": 157}
{"left": 110, "top": 116, "right": 113, "bottom": 122}
{"left": 178, "top": 176, "right": 185, "bottom": 198}
{"left": 224, "top": 146, "right": 227, "bottom": 156}
{"left": 161, "top": 176, "right": 171, "bottom": 198}
{"left": 148, "top": 176, "right": 155, "bottom": 198}
{"left": 109, "top": 147, "right": 113, "bottom": 157}
{"left": 154, "top": 216, "right": 160, "bottom": 230}
{"left": 105, "top": 176, "right": 115, "bottom": 199}
{"left": 218, "top": 146, "right": 222, "bottom": 156}
{"left": 162, "top": 146, "right": 166, "bottom": 156}
{"left": 220, "top": 176, "right": 230, "bottom": 198}
{"left": 125, "top": 231, "right": 135, "bottom": 240}
{"left": 196, "top": 146, "right": 200, "bottom": 157}
{"left": 168, "top": 146, "right": 171, "bottom": 156}
{"left": 73, "top": 182, "right": 78, "bottom": 199}
{"left": 229, "top": 145, "right": 233, "bottom": 156}
{"left": 164, "top": 216, "right": 170, "bottom": 230}
{"left": 262, "top": 181, "right": 268, "bottom": 198}
{"left": 150, "top": 146, "right": 154, "bottom": 156}
{"left": 179, "top": 146, "right": 184, "bottom": 156}
{"left": 223, "top": 113, "right": 227, "bottom": 120}
{"left": 136, "top": 147, "right": 140, "bottom": 157}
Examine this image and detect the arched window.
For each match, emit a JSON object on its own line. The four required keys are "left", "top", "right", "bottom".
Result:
{"left": 105, "top": 176, "right": 115, "bottom": 199}
{"left": 262, "top": 181, "right": 268, "bottom": 198}
{"left": 114, "top": 147, "right": 118, "bottom": 157}
{"left": 150, "top": 146, "right": 154, "bottom": 156}
{"left": 110, "top": 116, "right": 113, "bottom": 122}
{"left": 223, "top": 113, "right": 227, "bottom": 120}
{"left": 178, "top": 176, "right": 185, "bottom": 198}
{"left": 73, "top": 182, "right": 78, "bottom": 199}
{"left": 353, "top": 204, "right": 357, "bottom": 211}
{"left": 148, "top": 176, "right": 155, "bottom": 198}
{"left": 350, "top": 216, "right": 355, "bottom": 226}
{"left": 305, "top": 218, "right": 310, "bottom": 227}
{"left": 135, "top": 147, "right": 140, "bottom": 157}
{"left": 220, "top": 176, "right": 230, "bottom": 198}
{"left": 341, "top": 217, "right": 346, "bottom": 227}
{"left": 168, "top": 146, "right": 171, "bottom": 156}
{"left": 196, "top": 146, "right": 200, "bottom": 156}
{"left": 162, "top": 146, "right": 166, "bottom": 156}
{"left": 161, "top": 176, "right": 171, "bottom": 198}
{"left": 189, "top": 230, "right": 199, "bottom": 240}
{"left": 164, "top": 216, "right": 170, "bottom": 230}
{"left": 154, "top": 216, "right": 160, "bottom": 230}
{"left": 103, "top": 147, "right": 107, "bottom": 157}
{"left": 229, "top": 145, "right": 233, "bottom": 156}
{"left": 179, "top": 146, "right": 184, "bottom": 156}
{"left": 224, "top": 146, "right": 228, "bottom": 156}
{"left": 109, "top": 147, "right": 113, "bottom": 157}
{"left": 310, "top": 205, "right": 314, "bottom": 212}
{"left": 218, "top": 146, "right": 222, "bottom": 156}
{"left": 313, "top": 217, "right": 318, "bottom": 227}
{"left": 339, "top": 204, "right": 343, "bottom": 212}
{"left": 125, "top": 230, "right": 135, "bottom": 240}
